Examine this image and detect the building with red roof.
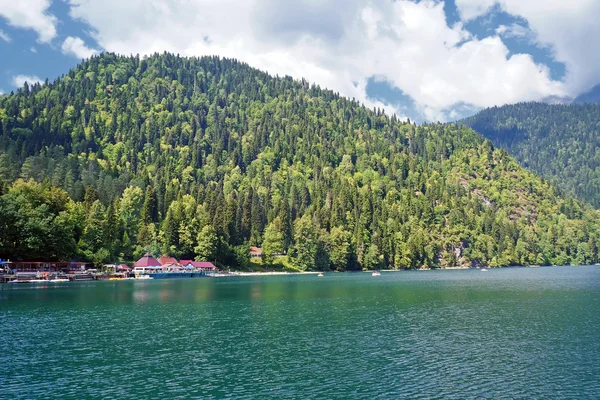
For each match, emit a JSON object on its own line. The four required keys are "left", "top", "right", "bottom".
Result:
{"left": 133, "top": 253, "right": 161, "bottom": 268}
{"left": 180, "top": 260, "right": 217, "bottom": 271}
{"left": 249, "top": 246, "right": 262, "bottom": 258}
{"left": 159, "top": 256, "right": 178, "bottom": 266}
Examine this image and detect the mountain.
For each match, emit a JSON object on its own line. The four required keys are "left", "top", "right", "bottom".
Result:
{"left": 539, "top": 95, "right": 572, "bottom": 105}
{"left": 1, "top": 53, "right": 599, "bottom": 269}
{"left": 573, "top": 84, "right": 600, "bottom": 104}
{"left": 461, "top": 102, "right": 600, "bottom": 208}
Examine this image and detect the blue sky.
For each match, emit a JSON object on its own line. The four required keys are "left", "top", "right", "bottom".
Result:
{"left": 1, "top": 0, "right": 598, "bottom": 122}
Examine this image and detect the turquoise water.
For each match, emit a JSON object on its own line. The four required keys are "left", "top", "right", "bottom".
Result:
{"left": 1, "top": 266, "right": 599, "bottom": 399}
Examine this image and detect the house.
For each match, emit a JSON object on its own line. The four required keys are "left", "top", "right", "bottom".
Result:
{"left": 249, "top": 246, "right": 263, "bottom": 258}
{"left": 159, "top": 256, "right": 178, "bottom": 266}
{"left": 9, "top": 261, "right": 90, "bottom": 272}
{"left": 117, "top": 264, "right": 130, "bottom": 271}
{"left": 180, "top": 260, "right": 217, "bottom": 272}
{"left": 133, "top": 253, "right": 161, "bottom": 268}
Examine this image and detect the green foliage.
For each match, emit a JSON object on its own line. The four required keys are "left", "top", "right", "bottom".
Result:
{"left": 330, "top": 226, "right": 352, "bottom": 271}
{"left": 0, "top": 180, "right": 77, "bottom": 260}
{"left": 262, "top": 217, "right": 285, "bottom": 265}
{"left": 462, "top": 103, "right": 600, "bottom": 207}
{"left": 0, "top": 53, "right": 599, "bottom": 268}
{"left": 195, "top": 225, "right": 218, "bottom": 262}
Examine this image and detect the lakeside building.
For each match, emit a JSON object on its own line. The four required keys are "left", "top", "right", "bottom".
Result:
{"left": 180, "top": 260, "right": 217, "bottom": 272}
{"left": 133, "top": 253, "right": 161, "bottom": 269}
{"left": 9, "top": 261, "right": 91, "bottom": 272}
{"left": 159, "top": 256, "right": 178, "bottom": 266}
{"left": 249, "top": 246, "right": 263, "bottom": 258}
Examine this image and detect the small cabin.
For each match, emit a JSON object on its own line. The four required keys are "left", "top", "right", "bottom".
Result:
{"left": 249, "top": 246, "right": 263, "bottom": 258}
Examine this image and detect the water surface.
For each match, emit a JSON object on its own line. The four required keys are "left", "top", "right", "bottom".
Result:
{"left": 1, "top": 266, "right": 599, "bottom": 399}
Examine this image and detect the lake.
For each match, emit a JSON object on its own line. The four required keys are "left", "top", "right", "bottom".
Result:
{"left": 1, "top": 266, "right": 599, "bottom": 399}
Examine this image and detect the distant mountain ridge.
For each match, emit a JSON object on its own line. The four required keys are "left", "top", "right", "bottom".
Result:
{"left": 461, "top": 102, "right": 600, "bottom": 207}
{"left": 573, "top": 84, "right": 600, "bottom": 104}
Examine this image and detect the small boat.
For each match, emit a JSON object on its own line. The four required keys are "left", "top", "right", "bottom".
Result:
{"left": 50, "top": 278, "right": 69, "bottom": 283}
{"left": 317, "top": 273, "right": 324, "bottom": 277}
{"left": 28, "top": 279, "right": 50, "bottom": 283}
{"left": 372, "top": 271, "right": 381, "bottom": 276}
{"left": 481, "top": 268, "right": 488, "bottom": 272}
{"left": 135, "top": 275, "right": 153, "bottom": 280}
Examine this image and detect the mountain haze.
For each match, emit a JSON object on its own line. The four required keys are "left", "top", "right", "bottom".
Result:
{"left": 1, "top": 53, "right": 599, "bottom": 269}
{"left": 573, "top": 84, "right": 600, "bottom": 104}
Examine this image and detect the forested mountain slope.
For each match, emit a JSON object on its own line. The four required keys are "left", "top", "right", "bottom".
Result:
{"left": 461, "top": 103, "right": 600, "bottom": 208}
{"left": 0, "top": 53, "right": 599, "bottom": 269}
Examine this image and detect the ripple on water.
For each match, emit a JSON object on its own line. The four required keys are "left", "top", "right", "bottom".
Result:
{"left": 1, "top": 266, "right": 599, "bottom": 399}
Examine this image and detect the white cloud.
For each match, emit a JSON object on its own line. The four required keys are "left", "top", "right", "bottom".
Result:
{"left": 0, "top": 0, "right": 57, "bottom": 43}
{"left": 12, "top": 74, "right": 42, "bottom": 88}
{"left": 455, "top": 0, "right": 600, "bottom": 94}
{"left": 496, "top": 23, "right": 532, "bottom": 40}
{"left": 0, "top": 29, "right": 11, "bottom": 42}
{"left": 66, "top": 0, "right": 591, "bottom": 121}
{"left": 61, "top": 36, "right": 98, "bottom": 59}
{"left": 30, "top": 47, "right": 37, "bottom": 53}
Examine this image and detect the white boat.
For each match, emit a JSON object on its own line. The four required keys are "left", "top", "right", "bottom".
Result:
{"left": 481, "top": 268, "right": 488, "bottom": 272}
{"left": 135, "top": 275, "right": 153, "bottom": 280}
{"left": 372, "top": 272, "right": 381, "bottom": 276}
{"left": 28, "top": 279, "right": 50, "bottom": 283}
{"left": 50, "top": 278, "right": 69, "bottom": 283}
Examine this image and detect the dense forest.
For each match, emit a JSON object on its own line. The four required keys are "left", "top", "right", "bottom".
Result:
{"left": 462, "top": 102, "right": 600, "bottom": 207}
{"left": 1, "top": 53, "right": 599, "bottom": 269}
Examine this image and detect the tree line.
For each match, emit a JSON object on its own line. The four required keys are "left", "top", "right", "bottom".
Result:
{"left": 1, "top": 53, "right": 599, "bottom": 269}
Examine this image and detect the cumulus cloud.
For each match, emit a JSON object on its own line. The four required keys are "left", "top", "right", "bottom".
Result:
{"left": 12, "top": 74, "right": 42, "bottom": 88}
{"left": 455, "top": 0, "right": 600, "bottom": 94}
{"left": 0, "top": 29, "right": 11, "bottom": 42}
{"left": 68, "top": 0, "right": 571, "bottom": 121}
{"left": 64, "top": 0, "right": 599, "bottom": 120}
{"left": 61, "top": 36, "right": 98, "bottom": 59}
{"left": 0, "top": 0, "right": 57, "bottom": 43}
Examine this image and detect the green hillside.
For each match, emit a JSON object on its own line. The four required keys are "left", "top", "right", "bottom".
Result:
{"left": 462, "top": 102, "right": 600, "bottom": 207}
{"left": 1, "top": 53, "right": 599, "bottom": 269}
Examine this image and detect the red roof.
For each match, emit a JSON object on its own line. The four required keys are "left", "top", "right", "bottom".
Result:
{"left": 249, "top": 246, "right": 262, "bottom": 254}
{"left": 118, "top": 264, "right": 130, "bottom": 270}
{"left": 181, "top": 261, "right": 217, "bottom": 270}
{"left": 159, "top": 256, "right": 178, "bottom": 266}
{"left": 133, "top": 253, "right": 161, "bottom": 268}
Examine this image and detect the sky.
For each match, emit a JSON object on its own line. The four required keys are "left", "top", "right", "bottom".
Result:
{"left": 0, "top": 0, "right": 599, "bottom": 122}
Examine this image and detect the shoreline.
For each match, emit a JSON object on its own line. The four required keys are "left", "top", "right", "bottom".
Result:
{"left": 217, "top": 264, "right": 579, "bottom": 277}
